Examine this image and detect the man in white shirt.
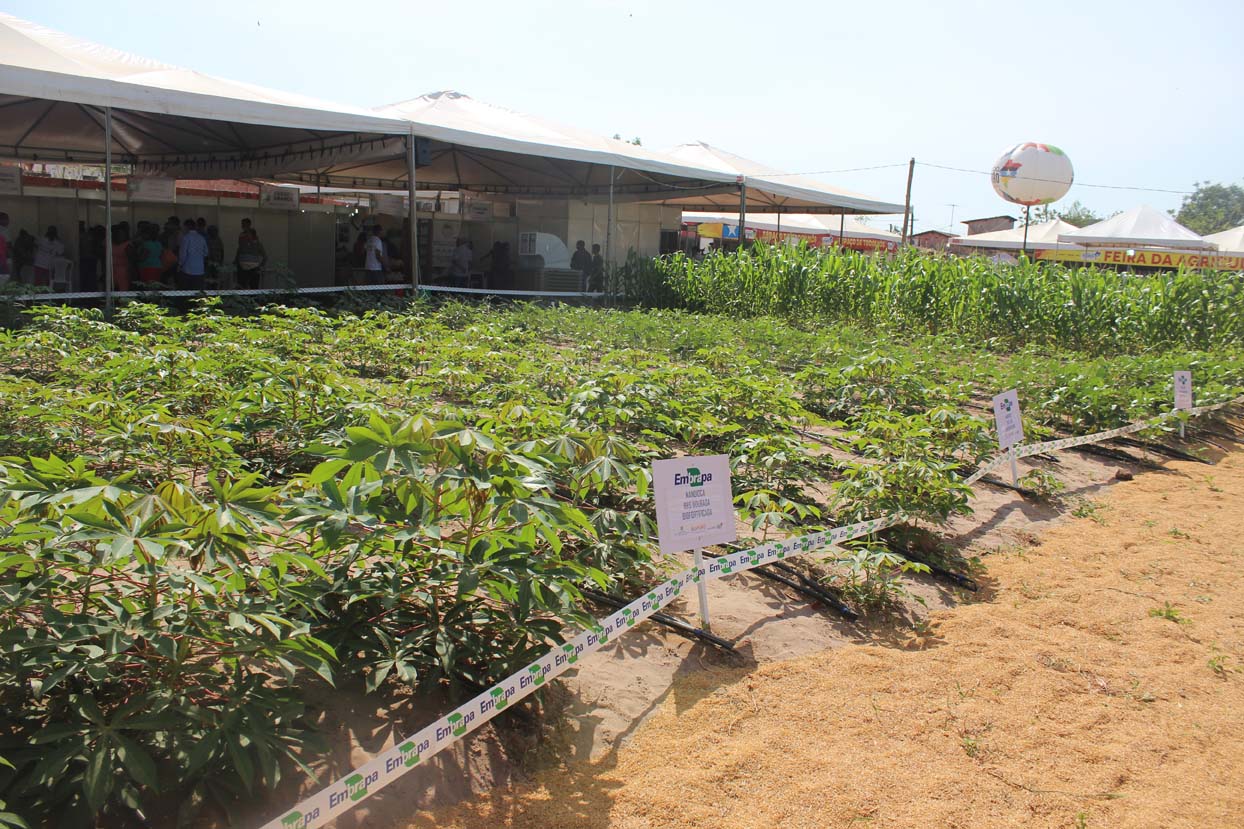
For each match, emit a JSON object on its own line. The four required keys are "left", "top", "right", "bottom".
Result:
{"left": 178, "top": 219, "right": 209, "bottom": 290}
{"left": 364, "top": 226, "right": 387, "bottom": 284}
{"left": 448, "top": 237, "right": 473, "bottom": 286}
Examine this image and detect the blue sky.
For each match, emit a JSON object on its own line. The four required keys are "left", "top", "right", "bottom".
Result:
{"left": 6, "top": 0, "right": 1242, "bottom": 232}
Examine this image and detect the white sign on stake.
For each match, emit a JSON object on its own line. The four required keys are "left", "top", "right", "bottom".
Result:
{"left": 1174, "top": 370, "right": 1193, "bottom": 439}
{"left": 992, "top": 389, "right": 1025, "bottom": 450}
{"left": 652, "top": 454, "right": 736, "bottom": 555}
{"left": 652, "top": 454, "right": 736, "bottom": 632}
{"left": 1174, "top": 371, "right": 1193, "bottom": 410}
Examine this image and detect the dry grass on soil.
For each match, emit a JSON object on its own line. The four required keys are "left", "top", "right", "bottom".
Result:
{"left": 406, "top": 448, "right": 1244, "bottom": 829}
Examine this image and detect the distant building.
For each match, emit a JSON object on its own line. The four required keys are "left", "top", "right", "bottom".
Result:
{"left": 962, "top": 215, "right": 1017, "bottom": 236}
{"left": 909, "top": 229, "right": 956, "bottom": 251}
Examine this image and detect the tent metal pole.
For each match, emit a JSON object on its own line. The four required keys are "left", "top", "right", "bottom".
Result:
{"left": 1022, "top": 205, "right": 1030, "bottom": 257}
{"left": 407, "top": 129, "right": 419, "bottom": 289}
{"left": 840, "top": 212, "right": 845, "bottom": 248}
{"left": 738, "top": 178, "right": 747, "bottom": 249}
{"left": 606, "top": 165, "right": 614, "bottom": 268}
{"left": 104, "top": 106, "right": 114, "bottom": 319}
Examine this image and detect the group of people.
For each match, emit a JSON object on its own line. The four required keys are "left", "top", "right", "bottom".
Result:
{"left": 570, "top": 240, "right": 605, "bottom": 291}
{"left": 0, "top": 212, "right": 266, "bottom": 292}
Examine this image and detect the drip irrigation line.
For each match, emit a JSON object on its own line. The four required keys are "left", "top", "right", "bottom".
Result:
{"left": 578, "top": 588, "right": 737, "bottom": 652}
{"left": 760, "top": 561, "right": 859, "bottom": 621}
{"left": 1111, "top": 437, "right": 1212, "bottom": 465}
{"left": 891, "top": 546, "right": 979, "bottom": 592}
{"left": 1068, "top": 442, "right": 1163, "bottom": 469}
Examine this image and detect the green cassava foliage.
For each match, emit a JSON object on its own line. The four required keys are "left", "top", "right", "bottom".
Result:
{"left": 0, "top": 296, "right": 1241, "bottom": 826}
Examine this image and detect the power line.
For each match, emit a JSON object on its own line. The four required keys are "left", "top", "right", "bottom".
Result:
{"left": 761, "top": 158, "right": 1194, "bottom": 197}
{"left": 916, "top": 161, "right": 1193, "bottom": 196}
{"left": 761, "top": 162, "right": 909, "bottom": 178}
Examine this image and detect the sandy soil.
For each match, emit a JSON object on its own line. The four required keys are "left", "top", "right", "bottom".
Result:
{"left": 401, "top": 442, "right": 1244, "bottom": 828}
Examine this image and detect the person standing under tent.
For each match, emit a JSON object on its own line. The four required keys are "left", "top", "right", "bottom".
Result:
{"left": 205, "top": 225, "right": 224, "bottom": 288}
{"left": 570, "top": 240, "right": 591, "bottom": 289}
{"left": 77, "top": 222, "right": 97, "bottom": 293}
{"left": 137, "top": 224, "right": 164, "bottom": 285}
{"left": 33, "top": 226, "right": 64, "bottom": 286}
{"left": 449, "top": 237, "right": 473, "bottom": 286}
{"left": 363, "top": 225, "right": 387, "bottom": 285}
{"left": 0, "top": 212, "right": 9, "bottom": 283}
{"left": 79, "top": 225, "right": 106, "bottom": 293}
{"left": 235, "top": 220, "right": 267, "bottom": 290}
{"left": 177, "top": 219, "right": 208, "bottom": 290}
{"left": 589, "top": 243, "right": 605, "bottom": 292}
{"left": 111, "top": 225, "right": 133, "bottom": 292}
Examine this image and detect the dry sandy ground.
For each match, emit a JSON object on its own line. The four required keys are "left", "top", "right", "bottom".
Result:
{"left": 403, "top": 447, "right": 1244, "bottom": 829}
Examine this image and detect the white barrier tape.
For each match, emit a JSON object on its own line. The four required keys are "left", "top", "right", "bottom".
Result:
{"left": 261, "top": 564, "right": 703, "bottom": 829}
{"left": 0, "top": 285, "right": 604, "bottom": 302}
{"left": 261, "top": 393, "right": 1243, "bottom": 829}
{"left": 970, "top": 396, "right": 1243, "bottom": 478}
{"left": 259, "top": 511, "right": 901, "bottom": 829}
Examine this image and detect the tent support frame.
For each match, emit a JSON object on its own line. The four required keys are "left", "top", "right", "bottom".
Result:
{"left": 738, "top": 179, "right": 747, "bottom": 247}
{"left": 606, "top": 165, "right": 614, "bottom": 269}
{"left": 407, "top": 129, "right": 419, "bottom": 289}
{"left": 104, "top": 106, "right": 114, "bottom": 320}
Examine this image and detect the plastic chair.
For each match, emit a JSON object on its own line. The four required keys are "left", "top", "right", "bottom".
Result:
{"left": 51, "top": 258, "right": 75, "bottom": 292}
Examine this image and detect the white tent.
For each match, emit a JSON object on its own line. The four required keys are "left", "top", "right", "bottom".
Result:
{"left": 683, "top": 211, "right": 899, "bottom": 243}
{"left": 1203, "top": 224, "right": 1244, "bottom": 255}
{"left": 952, "top": 219, "right": 1079, "bottom": 251}
{"left": 1057, "top": 205, "right": 1215, "bottom": 250}
{"left": 262, "top": 90, "right": 738, "bottom": 201}
{"left": 654, "top": 142, "right": 905, "bottom": 215}
{"left": 0, "top": 12, "right": 410, "bottom": 176}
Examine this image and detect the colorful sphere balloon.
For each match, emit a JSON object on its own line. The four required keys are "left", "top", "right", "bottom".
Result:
{"left": 990, "top": 143, "right": 1074, "bottom": 206}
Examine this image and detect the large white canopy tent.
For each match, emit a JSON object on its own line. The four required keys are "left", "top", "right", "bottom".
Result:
{"left": 1057, "top": 205, "right": 1215, "bottom": 250}
{"left": 951, "top": 219, "right": 1079, "bottom": 252}
{"left": 267, "top": 91, "right": 738, "bottom": 204}
{"left": 0, "top": 12, "right": 904, "bottom": 299}
{"left": 1203, "top": 224, "right": 1244, "bottom": 255}
{"left": 656, "top": 142, "right": 906, "bottom": 216}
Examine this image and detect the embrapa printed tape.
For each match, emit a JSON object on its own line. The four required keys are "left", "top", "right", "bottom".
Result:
{"left": 262, "top": 396, "right": 1241, "bottom": 829}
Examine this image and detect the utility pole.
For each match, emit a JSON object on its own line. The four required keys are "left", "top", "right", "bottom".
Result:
{"left": 900, "top": 157, "right": 915, "bottom": 246}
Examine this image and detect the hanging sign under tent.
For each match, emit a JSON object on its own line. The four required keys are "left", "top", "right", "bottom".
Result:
{"left": 260, "top": 184, "right": 300, "bottom": 211}
{"left": 0, "top": 165, "right": 23, "bottom": 196}
{"left": 127, "top": 177, "right": 177, "bottom": 203}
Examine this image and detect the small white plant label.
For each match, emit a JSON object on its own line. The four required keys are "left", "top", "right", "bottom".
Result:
{"left": 1174, "top": 371, "right": 1193, "bottom": 411}
{"left": 652, "top": 454, "right": 736, "bottom": 555}
{"left": 992, "top": 389, "right": 1024, "bottom": 449}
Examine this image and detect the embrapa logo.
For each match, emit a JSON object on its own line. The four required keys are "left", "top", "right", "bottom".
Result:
{"left": 674, "top": 467, "right": 712, "bottom": 488}
{"left": 1001, "top": 398, "right": 1013, "bottom": 412}
{"left": 399, "top": 741, "right": 421, "bottom": 767}
{"left": 346, "top": 773, "right": 368, "bottom": 802}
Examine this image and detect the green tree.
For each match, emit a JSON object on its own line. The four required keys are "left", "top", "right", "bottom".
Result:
{"left": 1173, "top": 182, "right": 1244, "bottom": 235}
{"left": 1033, "top": 200, "right": 1100, "bottom": 227}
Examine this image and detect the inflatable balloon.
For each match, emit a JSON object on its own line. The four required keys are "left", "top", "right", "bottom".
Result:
{"left": 991, "top": 143, "right": 1074, "bottom": 206}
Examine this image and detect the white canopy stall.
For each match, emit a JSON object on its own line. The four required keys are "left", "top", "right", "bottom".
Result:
{"left": 1057, "top": 205, "right": 1214, "bottom": 250}
{"left": 683, "top": 211, "right": 899, "bottom": 251}
{"left": 951, "top": 219, "right": 1079, "bottom": 253}
{"left": 1203, "top": 224, "right": 1244, "bottom": 256}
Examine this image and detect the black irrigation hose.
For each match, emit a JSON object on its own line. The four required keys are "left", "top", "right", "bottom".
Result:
{"left": 756, "top": 562, "right": 860, "bottom": 621}
{"left": 1070, "top": 442, "right": 1164, "bottom": 469}
{"left": 1111, "top": 436, "right": 1213, "bottom": 465}
{"left": 898, "top": 550, "right": 979, "bottom": 592}
{"left": 578, "top": 587, "right": 737, "bottom": 652}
